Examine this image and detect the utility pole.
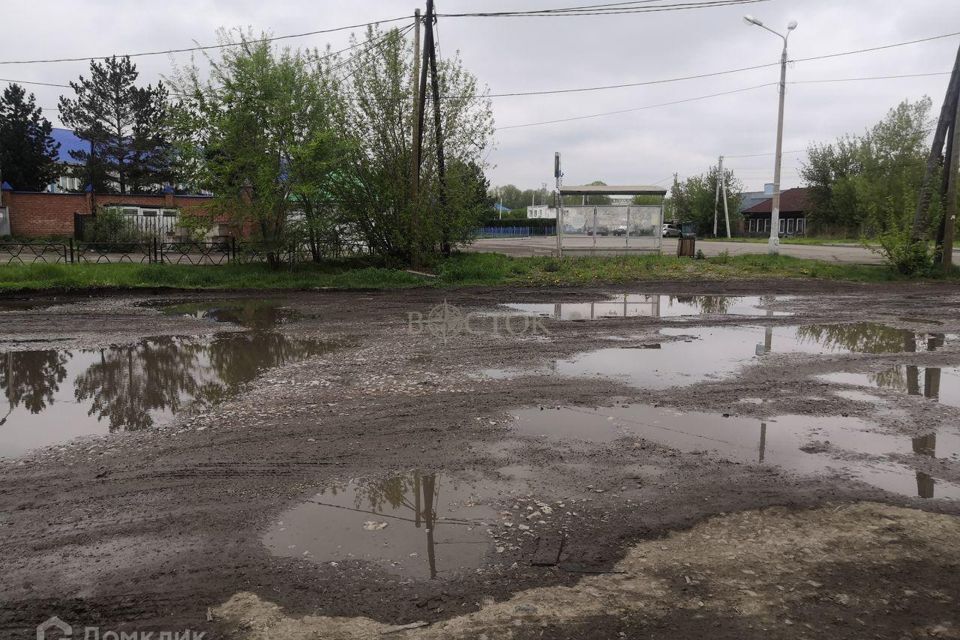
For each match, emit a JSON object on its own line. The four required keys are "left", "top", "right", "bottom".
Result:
{"left": 721, "top": 158, "right": 731, "bottom": 238}
{"left": 712, "top": 159, "right": 732, "bottom": 238}
{"left": 409, "top": 8, "right": 422, "bottom": 264}
{"left": 743, "top": 15, "right": 797, "bottom": 255}
{"left": 769, "top": 40, "right": 788, "bottom": 253}
{"left": 423, "top": 0, "right": 450, "bottom": 256}
{"left": 942, "top": 87, "right": 960, "bottom": 271}
{"left": 555, "top": 152, "right": 563, "bottom": 257}
{"left": 914, "top": 43, "right": 960, "bottom": 244}
{"left": 713, "top": 156, "right": 723, "bottom": 237}
{"left": 410, "top": 9, "right": 422, "bottom": 198}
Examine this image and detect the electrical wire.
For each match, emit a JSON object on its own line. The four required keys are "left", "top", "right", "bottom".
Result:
{"left": 0, "top": 16, "right": 412, "bottom": 65}
{"left": 459, "top": 61, "right": 781, "bottom": 99}
{"left": 725, "top": 150, "right": 805, "bottom": 159}
{"left": 793, "top": 31, "right": 960, "bottom": 65}
{"left": 439, "top": 0, "right": 767, "bottom": 18}
{"left": 452, "top": 29, "right": 960, "bottom": 100}
{"left": 495, "top": 82, "right": 776, "bottom": 130}
{"left": 495, "top": 69, "right": 951, "bottom": 131}
{"left": 790, "top": 71, "right": 952, "bottom": 84}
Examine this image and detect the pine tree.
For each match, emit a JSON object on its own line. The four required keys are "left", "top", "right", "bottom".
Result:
{"left": 58, "top": 56, "right": 174, "bottom": 194}
{"left": 0, "top": 84, "right": 61, "bottom": 191}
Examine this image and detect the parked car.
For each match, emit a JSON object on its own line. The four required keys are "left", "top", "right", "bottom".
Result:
{"left": 613, "top": 225, "right": 628, "bottom": 236}
{"left": 585, "top": 226, "right": 610, "bottom": 236}
{"left": 661, "top": 223, "right": 682, "bottom": 238}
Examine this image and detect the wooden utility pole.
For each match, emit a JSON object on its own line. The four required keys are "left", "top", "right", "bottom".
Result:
{"left": 409, "top": 9, "right": 422, "bottom": 265}
{"left": 410, "top": 9, "right": 422, "bottom": 198}
{"left": 424, "top": 0, "right": 450, "bottom": 256}
{"left": 912, "top": 43, "right": 960, "bottom": 242}
{"left": 943, "top": 88, "right": 960, "bottom": 270}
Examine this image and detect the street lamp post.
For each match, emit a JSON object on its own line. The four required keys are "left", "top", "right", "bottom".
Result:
{"left": 744, "top": 14, "right": 797, "bottom": 255}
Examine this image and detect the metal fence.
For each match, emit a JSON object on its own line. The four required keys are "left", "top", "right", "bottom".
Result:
{"left": 0, "top": 238, "right": 282, "bottom": 266}
{"left": 474, "top": 226, "right": 556, "bottom": 238}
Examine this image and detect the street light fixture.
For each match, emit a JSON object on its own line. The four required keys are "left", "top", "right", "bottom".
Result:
{"left": 744, "top": 14, "right": 797, "bottom": 255}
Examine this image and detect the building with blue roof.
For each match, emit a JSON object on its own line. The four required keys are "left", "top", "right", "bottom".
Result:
{"left": 46, "top": 128, "right": 88, "bottom": 193}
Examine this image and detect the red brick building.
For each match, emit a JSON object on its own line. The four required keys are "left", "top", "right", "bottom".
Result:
{"left": 0, "top": 184, "right": 216, "bottom": 239}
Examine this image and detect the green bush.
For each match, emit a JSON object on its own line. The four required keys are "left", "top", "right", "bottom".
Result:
{"left": 84, "top": 208, "right": 145, "bottom": 246}
{"left": 874, "top": 228, "right": 935, "bottom": 276}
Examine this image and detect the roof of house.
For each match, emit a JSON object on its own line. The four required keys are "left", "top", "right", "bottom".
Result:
{"left": 743, "top": 187, "right": 812, "bottom": 214}
{"left": 739, "top": 190, "right": 770, "bottom": 213}
{"left": 50, "top": 128, "right": 88, "bottom": 165}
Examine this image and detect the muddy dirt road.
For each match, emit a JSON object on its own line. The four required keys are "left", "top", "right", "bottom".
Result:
{"left": 1, "top": 281, "right": 959, "bottom": 639}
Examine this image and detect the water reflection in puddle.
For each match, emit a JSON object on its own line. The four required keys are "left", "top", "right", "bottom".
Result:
{"left": 501, "top": 294, "right": 793, "bottom": 321}
{"left": 484, "top": 323, "right": 948, "bottom": 390}
{"left": 0, "top": 333, "right": 332, "bottom": 458}
{"left": 510, "top": 405, "right": 960, "bottom": 499}
{"left": 156, "top": 299, "right": 300, "bottom": 330}
{"left": 264, "top": 472, "right": 514, "bottom": 579}
{"left": 818, "top": 335, "right": 960, "bottom": 409}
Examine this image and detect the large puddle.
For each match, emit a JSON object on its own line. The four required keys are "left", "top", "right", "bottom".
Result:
{"left": 511, "top": 404, "right": 960, "bottom": 500}
{"left": 817, "top": 335, "right": 960, "bottom": 408}
{"left": 485, "top": 323, "right": 948, "bottom": 390}
{"left": 264, "top": 472, "right": 515, "bottom": 579}
{"left": 0, "top": 299, "right": 331, "bottom": 458}
{"left": 501, "top": 294, "right": 793, "bottom": 321}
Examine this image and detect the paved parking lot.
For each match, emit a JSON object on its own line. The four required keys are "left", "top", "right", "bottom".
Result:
{"left": 468, "top": 236, "right": 910, "bottom": 264}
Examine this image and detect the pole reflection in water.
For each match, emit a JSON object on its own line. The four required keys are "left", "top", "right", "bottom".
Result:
{"left": 263, "top": 472, "right": 497, "bottom": 579}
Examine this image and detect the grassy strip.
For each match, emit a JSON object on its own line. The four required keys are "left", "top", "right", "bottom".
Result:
{"left": 699, "top": 237, "right": 874, "bottom": 246}
{"left": 0, "top": 252, "right": 955, "bottom": 293}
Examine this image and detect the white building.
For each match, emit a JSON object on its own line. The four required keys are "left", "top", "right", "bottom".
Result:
{"left": 526, "top": 205, "right": 557, "bottom": 219}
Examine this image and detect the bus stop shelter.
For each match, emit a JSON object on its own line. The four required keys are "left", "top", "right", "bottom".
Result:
{"left": 556, "top": 184, "right": 668, "bottom": 257}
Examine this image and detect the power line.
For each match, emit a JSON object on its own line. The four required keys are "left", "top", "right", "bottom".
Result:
{"left": 726, "top": 150, "right": 805, "bottom": 159}
{"left": 496, "top": 83, "right": 776, "bottom": 130}
{"left": 439, "top": 0, "right": 767, "bottom": 18}
{"left": 469, "top": 61, "right": 781, "bottom": 99}
{"left": 496, "top": 70, "right": 952, "bottom": 131}
{"left": 0, "top": 77, "right": 70, "bottom": 88}
{"left": 0, "top": 16, "right": 412, "bottom": 65}
{"left": 790, "top": 71, "right": 951, "bottom": 84}
{"left": 793, "top": 31, "right": 960, "bottom": 65}
{"left": 456, "top": 29, "right": 960, "bottom": 100}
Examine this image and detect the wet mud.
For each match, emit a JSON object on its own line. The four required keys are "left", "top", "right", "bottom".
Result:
{"left": 1, "top": 281, "right": 960, "bottom": 639}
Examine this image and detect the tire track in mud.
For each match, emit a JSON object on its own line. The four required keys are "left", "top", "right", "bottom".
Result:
{"left": 2, "top": 283, "right": 960, "bottom": 638}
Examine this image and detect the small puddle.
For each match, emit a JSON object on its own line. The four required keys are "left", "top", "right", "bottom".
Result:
{"left": 501, "top": 294, "right": 792, "bottom": 321}
{"left": 0, "top": 332, "right": 332, "bottom": 458}
{"left": 156, "top": 299, "right": 300, "bottom": 330}
{"left": 554, "top": 324, "right": 947, "bottom": 390}
{"left": 510, "top": 405, "right": 960, "bottom": 499}
{"left": 264, "top": 472, "right": 516, "bottom": 579}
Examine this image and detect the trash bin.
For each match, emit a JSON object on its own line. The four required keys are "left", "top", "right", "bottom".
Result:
{"left": 677, "top": 236, "right": 696, "bottom": 257}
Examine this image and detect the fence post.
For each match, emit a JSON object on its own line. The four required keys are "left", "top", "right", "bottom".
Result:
{"left": 231, "top": 236, "right": 236, "bottom": 263}
{"left": 69, "top": 238, "right": 74, "bottom": 264}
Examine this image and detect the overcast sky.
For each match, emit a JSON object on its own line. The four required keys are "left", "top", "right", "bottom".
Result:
{"left": 3, "top": 0, "right": 959, "bottom": 192}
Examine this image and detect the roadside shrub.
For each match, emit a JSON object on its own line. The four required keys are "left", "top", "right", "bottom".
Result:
{"left": 84, "top": 208, "right": 145, "bottom": 246}
{"left": 712, "top": 249, "right": 730, "bottom": 264}
{"left": 873, "top": 227, "right": 935, "bottom": 276}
